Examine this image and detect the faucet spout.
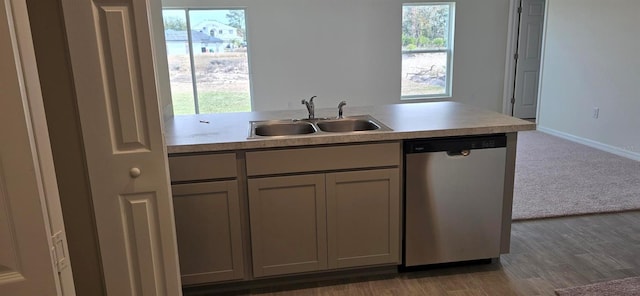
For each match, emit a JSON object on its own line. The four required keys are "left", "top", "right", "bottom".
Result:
{"left": 301, "top": 96, "right": 316, "bottom": 119}
{"left": 337, "top": 101, "right": 347, "bottom": 119}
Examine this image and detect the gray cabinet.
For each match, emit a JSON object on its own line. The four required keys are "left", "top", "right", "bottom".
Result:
{"left": 168, "top": 153, "right": 244, "bottom": 285}
{"left": 172, "top": 181, "right": 244, "bottom": 284}
{"left": 248, "top": 175, "right": 327, "bottom": 277}
{"left": 326, "top": 169, "right": 400, "bottom": 269}
{"left": 169, "top": 143, "right": 401, "bottom": 282}
{"left": 246, "top": 143, "right": 401, "bottom": 278}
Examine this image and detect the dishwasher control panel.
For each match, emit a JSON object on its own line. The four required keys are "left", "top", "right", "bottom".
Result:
{"left": 404, "top": 134, "right": 506, "bottom": 153}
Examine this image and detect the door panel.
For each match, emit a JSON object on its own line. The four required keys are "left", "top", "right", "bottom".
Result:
{"left": 0, "top": 0, "right": 73, "bottom": 294}
{"left": 326, "top": 169, "right": 400, "bottom": 269}
{"left": 61, "top": 0, "right": 181, "bottom": 294}
{"left": 119, "top": 193, "right": 166, "bottom": 295}
{"left": 514, "top": 0, "right": 545, "bottom": 118}
{"left": 248, "top": 175, "right": 327, "bottom": 277}
{"left": 521, "top": 70, "right": 539, "bottom": 106}
{"left": 523, "top": 22, "right": 542, "bottom": 60}
{"left": 172, "top": 181, "right": 244, "bottom": 284}
{"left": 98, "top": 4, "right": 151, "bottom": 152}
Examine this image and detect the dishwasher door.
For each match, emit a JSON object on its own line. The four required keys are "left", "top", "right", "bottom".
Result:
{"left": 404, "top": 136, "right": 506, "bottom": 267}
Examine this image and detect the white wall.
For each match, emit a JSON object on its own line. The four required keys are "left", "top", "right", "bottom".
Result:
{"left": 162, "top": 0, "right": 511, "bottom": 112}
{"left": 538, "top": 0, "right": 640, "bottom": 159}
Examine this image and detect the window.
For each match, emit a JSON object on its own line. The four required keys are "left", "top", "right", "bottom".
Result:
{"left": 401, "top": 3, "right": 455, "bottom": 99}
{"left": 162, "top": 9, "right": 251, "bottom": 114}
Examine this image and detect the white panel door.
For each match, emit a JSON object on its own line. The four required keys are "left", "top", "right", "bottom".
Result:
{"left": 0, "top": 0, "right": 74, "bottom": 294}
{"left": 60, "top": 0, "right": 182, "bottom": 295}
{"left": 513, "top": 0, "right": 545, "bottom": 118}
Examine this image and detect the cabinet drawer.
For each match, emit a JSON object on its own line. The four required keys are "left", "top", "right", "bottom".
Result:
{"left": 169, "top": 153, "right": 237, "bottom": 182}
{"left": 246, "top": 142, "right": 400, "bottom": 176}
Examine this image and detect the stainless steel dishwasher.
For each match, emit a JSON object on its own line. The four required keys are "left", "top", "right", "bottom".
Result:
{"left": 404, "top": 135, "right": 507, "bottom": 267}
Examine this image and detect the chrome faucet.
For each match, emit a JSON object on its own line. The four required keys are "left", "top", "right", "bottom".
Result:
{"left": 337, "top": 101, "right": 347, "bottom": 119}
{"left": 301, "top": 96, "right": 316, "bottom": 119}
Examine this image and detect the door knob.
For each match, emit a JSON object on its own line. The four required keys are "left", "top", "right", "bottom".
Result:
{"left": 129, "top": 167, "right": 141, "bottom": 178}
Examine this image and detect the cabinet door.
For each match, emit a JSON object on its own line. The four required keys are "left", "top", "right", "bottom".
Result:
{"left": 172, "top": 181, "right": 244, "bottom": 285}
{"left": 326, "top": 169, "right": 400, "bottom": 269}
{"left": 248, "top": 174, "right": 327, "bottom": 277}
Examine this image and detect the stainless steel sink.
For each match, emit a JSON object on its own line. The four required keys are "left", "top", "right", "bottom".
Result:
{"left": 248, "top": 115, "right": 391, "bottom": 139}
{"left": 252, "top": 121, "right": 317, "bottom": 137}
{"left": 316, "top": 118, "right": 380, "bottom": 132}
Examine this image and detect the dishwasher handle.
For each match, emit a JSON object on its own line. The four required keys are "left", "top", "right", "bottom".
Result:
{"left": 446, "top": 149, "right": 471, "bottom": 157}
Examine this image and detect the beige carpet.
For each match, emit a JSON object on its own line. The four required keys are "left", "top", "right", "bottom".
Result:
{"left": 512, "top": 131, "right": 640, "bottom": 220}
{"left": 555, "top": 276, "right": 640, "bottom": 296}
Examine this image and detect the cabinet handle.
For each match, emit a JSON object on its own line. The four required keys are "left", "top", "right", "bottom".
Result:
{"left": 130, "top": 167, "right": 142, "bottom": 178}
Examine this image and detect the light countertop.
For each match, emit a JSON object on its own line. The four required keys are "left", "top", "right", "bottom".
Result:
{"left": 164, "top": 102, "right": 536, "bottom": 154}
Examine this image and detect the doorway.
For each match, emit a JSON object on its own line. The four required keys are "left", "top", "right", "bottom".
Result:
{"left": 506, "top": 0, "right": 546, "bottom": 119}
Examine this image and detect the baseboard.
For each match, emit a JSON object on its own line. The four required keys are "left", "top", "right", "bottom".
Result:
{"left": 537, "top": 126, "right": 640, "bottom": 162}
{"left": 183, "top": 265, "right": 398, "bottom": 295}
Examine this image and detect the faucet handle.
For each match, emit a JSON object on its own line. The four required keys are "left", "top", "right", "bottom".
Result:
{"left": 301, "top": 96, "right": 317, "bottom": 119}
{"left": 301, "top": 95, "right": 317, "bottom": 105}
{"left": 338, "top": 100, "right": 347, "bottom": 119}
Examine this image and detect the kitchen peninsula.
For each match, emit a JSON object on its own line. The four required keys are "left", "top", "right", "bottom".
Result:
{"left": 164, "top": 102, "right": 535, "bottom": 290}
{"left": 166, "top": 102, "right": 534, "bottom": 153}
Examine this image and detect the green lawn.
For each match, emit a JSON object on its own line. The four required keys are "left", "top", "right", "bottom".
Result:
{"left": 401, "top": 81, "right": 446, "bottom": 97}
{"left": 172, "top": 91, "right": 251, "bottom": 115}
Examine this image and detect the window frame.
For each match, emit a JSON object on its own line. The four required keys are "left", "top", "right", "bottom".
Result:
{"left": 401, "top": 2, "right": 455, "bottom": 100}
{"left": 161, "top": 7, "right": 252, "bottom": 114}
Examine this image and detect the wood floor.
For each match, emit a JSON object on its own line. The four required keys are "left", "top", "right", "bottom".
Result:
{"left": 231, "top": 211, "right": 640, "bottom": 296}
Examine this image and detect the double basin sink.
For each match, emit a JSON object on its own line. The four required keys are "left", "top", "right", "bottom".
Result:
{"left": 249, "top": 115, "right": 392, "bottom": 139}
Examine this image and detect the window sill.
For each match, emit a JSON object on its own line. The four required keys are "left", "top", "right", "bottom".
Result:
{"left": 401, "top": 95, "right": 452, "bottom": 101}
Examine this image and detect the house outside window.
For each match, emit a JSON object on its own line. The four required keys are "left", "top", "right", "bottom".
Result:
{"left": 401, "top": 3, "right": 455, "bottom": 99}
{"left": 162, "top": 9, "right": 251, "bottom": 114}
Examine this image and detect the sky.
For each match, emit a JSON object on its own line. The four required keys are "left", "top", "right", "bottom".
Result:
{"left": 162, "top": 9, "right": 245, "bottom": 29}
